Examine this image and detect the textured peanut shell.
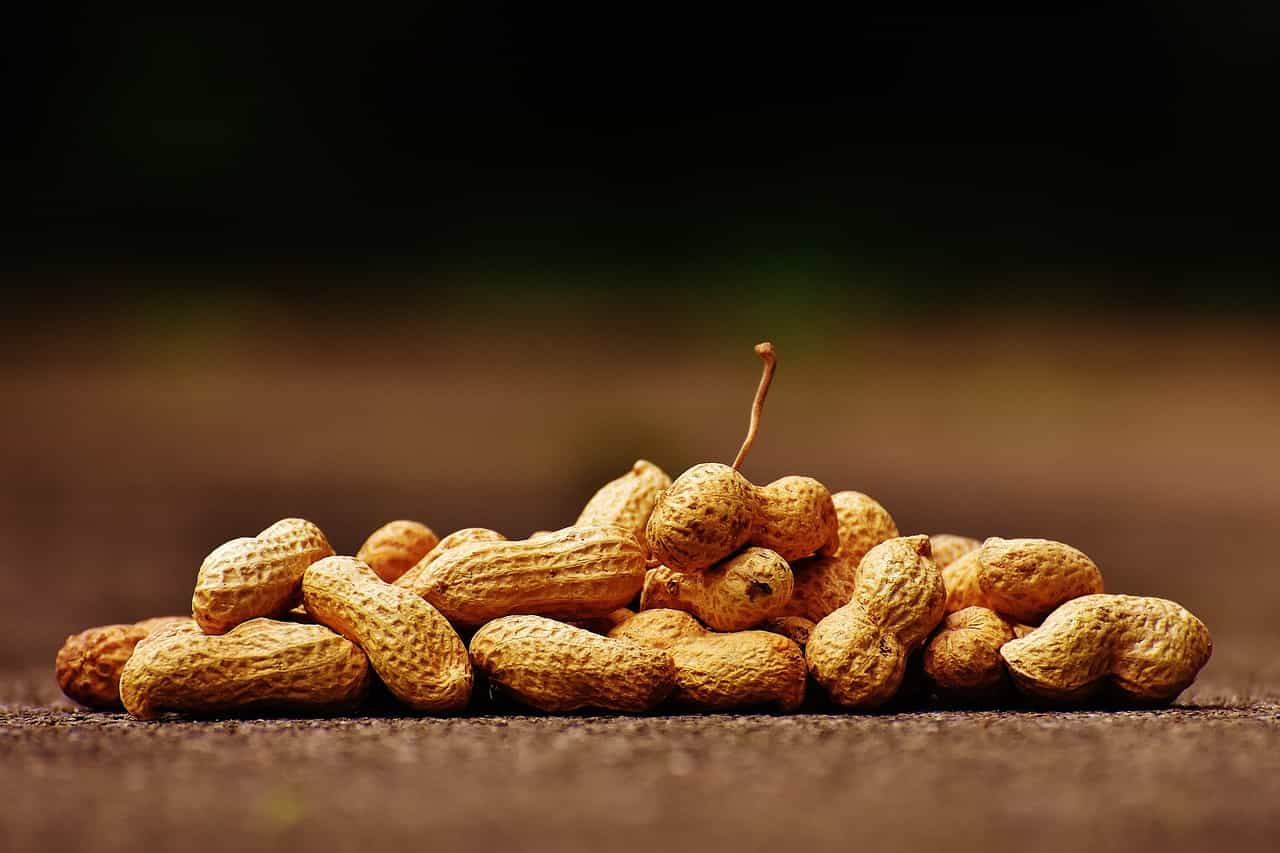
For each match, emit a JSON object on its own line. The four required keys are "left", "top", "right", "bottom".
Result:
{"left": 752, "top": 476, "right": 841, "bottom": 561}
{"left": 761, "top": 616, "right": 816, "bottom": 648}
{"left": 783, "top": 491, "right": 899, "bottom": 621}
{"left": 645, "top": 463, "right": 838, "bottom": 572}
{"left": 608, "top": 609, "right": 805, "bottom": 711}
{"left": 192, "top": 518, "right": 335, "bottom": 634}
{"left": 640, "top": 547, "right": 793, "bottom": 631}
{"left": 55, "top": 624, "right": 151, "bottom": 709}
{"left": 928, "top": 534, "right": 982, "bottom": 569}
{"left": 470, "top": 616, "right": 676, "bottom": 713}
{"left": 941, "top": 549, "right": 988, "bottom": 614}
{"left": 119, "top": 619, "right": 370, "bottom": 720}
{"left": 134, "top": 616, "right": 195, "bottom": 633}
{"left": 923, "top": 607, "right": 1015, "bottom": 700}
{"left": 412, "top": 526, "right": 646, "bottom": 628}
{"left": 576, "top": 460, "right": 672, "bottom": 551}
{"left": 393, "top": 528, "right": 508, "bottom": 591}
{"left": 303, "top": 556, "right": 472, "bottom": 712}
{"left": 977, "top": 537, "right": 1105, "bottom": 624}
{"left": 357, "top": 520, "right": 439, "bottom": 583}
{"left": 1000, "top": 594, "right": 1212, "bottom": 705}
{"left": 806, "top": 535, "right": 945, "bottom": 708}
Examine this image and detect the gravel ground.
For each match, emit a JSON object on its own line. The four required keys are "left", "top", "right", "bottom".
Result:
{"left": 4, "top": 652, "right": 1278, "bottom": 853}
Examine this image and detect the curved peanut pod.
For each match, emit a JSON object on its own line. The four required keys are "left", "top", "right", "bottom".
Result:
{"left": 609, "top": 609, "right": 806, "bottom": 711}
{"left": 56, "top": 624, "right": 150, "bottom": 709}
{"left": 923, "top": 607, "right": 1015, "bottom": 701}
{"left": 640, "top": 547, "right": 793, "bottom": 631}
{"left": 806, "top": 536, "right": 945, "bottom": 709}
{"left": 928, "top": 534, "right": 982, "bottom": 570}
{"left": 645, "top": 463, "right": 758, "bottom": 572}
{"left": 357, "top": 520, "right": 439, "bottom": 583}
{"left": 412, "top": 526, "right": 646, "bottom": 628}
{"left": 1000, "top": 594, "right": 1212, "bottom": 705}
{"left": 470, "top": 616, "right": 676, "bottom": 713}
{"left": 576, "top": 460, "right": 672, "bottom": 552}
{"left": 394, "top": 528, "right": 507, "bottom": 591}
{"left": 977, "top": 537, "right": 1104, "bottom": 624}
{"left": 120, "top": 619, "right": 370, "bottom": 720}
{"left": 303, "top": 556, "right": 472, "bottom": 713}
{"left": 753, "top": 476, "right": 840, "bottom": 561}
{"left": 192, "top": 518, "right": 334, "bottom": 634}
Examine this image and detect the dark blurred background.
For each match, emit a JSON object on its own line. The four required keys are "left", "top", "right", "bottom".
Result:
{"left": 1, "top": 5, "right": 1277, "bottom": 680}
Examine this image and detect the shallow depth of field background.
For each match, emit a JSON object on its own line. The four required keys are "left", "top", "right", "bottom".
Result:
{"left": 2, "top": 6, "right": 1278, "bottom": 689}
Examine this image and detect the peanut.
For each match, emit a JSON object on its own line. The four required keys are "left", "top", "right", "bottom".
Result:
{"left": 576, "top": 459, "right": 672, "bottom": 553}
{"left": 120, "top": 618, "right": 370, "bottom": 719}
{"left": 806, "top": 535, "right": 946, "bottom": 708}
{"left": 405, "top": 526, "right": 646, "bottom": 629}
{"left": 302, "top": 556, "right": 472, "bottom": 713}
{"left": 393, "top": 528, "right": 507, "bottom": 591}
{"left": 928, "top": 534, "right": 981, "bottom": 569}
{"left": 609, "top": 609, "right": 806, "bottom": 711}
{"left": 941, "top": 537, "right": 1104, "bottom": 624}
{"left": 922, "top": 607, "right": 1015, "bottom": 701}
{"left": 1001, "top": 594, "right": 1211, "bottom": 705}
{"left": 783, "top": 490, "right": 898, "bottom": 621}
{"left": 470, "top": 615, "right": 676, "bottom": 713}
{"left": 56, "top": 617, "right": 198, "bottom": 710}
{"left": 644, "top": 343, "right": 839, "bottom": 572}
{"left": 356, "top": 520, "right": 439, "bottom": 583}
{"left": 192, "top": 518, "right": 334, "bottom": 634}
{"left": 760, "top": 615, "right": 816, "bottom": 648}
{"left": 640, "top": 547, "right": 793, "bottom": 631}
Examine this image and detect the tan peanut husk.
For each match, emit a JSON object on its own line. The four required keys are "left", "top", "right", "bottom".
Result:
{"left": 609, "top": 609, "right": 805, "bottom": 711}
{"left": 120, "top": 618, "right": 370, "bottom": 720}
{"left": 394, "top": 528, "right": 507, "bottom": 591}
{"left": 470, "top": 615, "right": 676, "bottom": 713}
{"left": 806, "top": 535, "right": 946, "bottom": 709}
{"left": 357, "top": 520, "right": 440, "bottom": 583}
{"left": 1000, "top": 594, "right": 1212, "bottom": 706}
{"left": 407, "top": 526, "right": 646, "bottom": 629}
{"left": 192, "top": 518, "right": 334, "bottom": 634}
{"left": 303, "top": 556, "right": 472, "bottom": 713}
{"left": 576, "top": 460, "right": 671, "bottom": 553}
{"left": 640, "top": 547, "right": 793, "bottom": 631}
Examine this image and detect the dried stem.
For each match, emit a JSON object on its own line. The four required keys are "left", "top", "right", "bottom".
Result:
{"left": 731, "top": 342, "right": 776, "bottom": 471}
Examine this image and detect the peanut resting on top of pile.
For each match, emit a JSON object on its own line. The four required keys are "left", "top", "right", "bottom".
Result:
{"left": 56, "top": 342, "right": 1212, "bottom": 718}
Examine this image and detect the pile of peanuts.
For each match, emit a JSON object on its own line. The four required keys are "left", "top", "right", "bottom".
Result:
{"left": 55, "top": 344, "right": 1212, "bottom": 718}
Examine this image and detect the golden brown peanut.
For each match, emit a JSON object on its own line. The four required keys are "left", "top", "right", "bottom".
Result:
{"left": 928, "top": 534, "right": 982, "bottom": 569}
{"left": 923, "top": 607, "right": 1015, "bottom": 701}
{"left": 1000, "top": 594, "right": 1212, "bottom": 705}
{"left": 303, "top": 556, "right": 472, "bottom": 713}
{"left": 356, "top": 520, "right": 439, "bottom": 583}
{"left": 640, "top": 547, "right": 793, "bottom": 631}
{"left": 645, "top": 463, "right": 839, "bottom": 572}
{"left": 409, "top": 526, "right": 647, "bottom": 629}
{"left": 941, "top": 549, "right": 987, "bottom": 614}
{"left": 55, "top": 624, "right": 150, "bottom": 709}
{"left": 192, "top": 518, "right": 334, "bottom": 634}
{"left": 576, "top": 460, "right": 672, "bottom": 552}
{"left": 783, "top": 491, "right": 899, "bottom": 621}
{"left": 134, "top": 616, "right": 196, "bottom": 633}
{"left": 609, "top": 609, "right": 805, "bottom": 711}
{"left": 760, "top": 616, "right": 816, "bottom": 648}
{"left": 393, "top": 528, "right": 507, "bottom": 591}
{"left": 119, "top": 618, "right": 370, "bottom": 720}
{"left": 977, "top": 537, "right": 1105, "bottom": 624}
{"left": 470, "top": 615, "right": 676, "bottom": 713}
{"left": 806, "top": 535, "right": 946, "bottom": 709}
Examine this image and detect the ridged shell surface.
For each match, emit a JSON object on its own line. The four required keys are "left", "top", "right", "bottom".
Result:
{"left": 576, "top": 460, "right": 672, "bottom": 551}
{"left": 55, "top": 624, "right": 151, "bottom": 709}
{"left": 394, "top": 528, "right": 508, "bottom": 592}
{"left": 784, "top": 491, "right": 899, "bottom": 621}
{"left": 977, "top": 537, "right": 1104, "bottom": 624}
{"left": 357, "top": 520, "right": 439, "bottom": 583}
{"left": 640, "top": 547, "right": 793, "bottom": 631}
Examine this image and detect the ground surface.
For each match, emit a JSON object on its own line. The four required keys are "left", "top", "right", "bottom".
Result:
{"left": 3, "top": 657, "right": 1278, "bottom": 853}
{"left": 3, "top": 319, "right": 1278, "bottom": 851}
